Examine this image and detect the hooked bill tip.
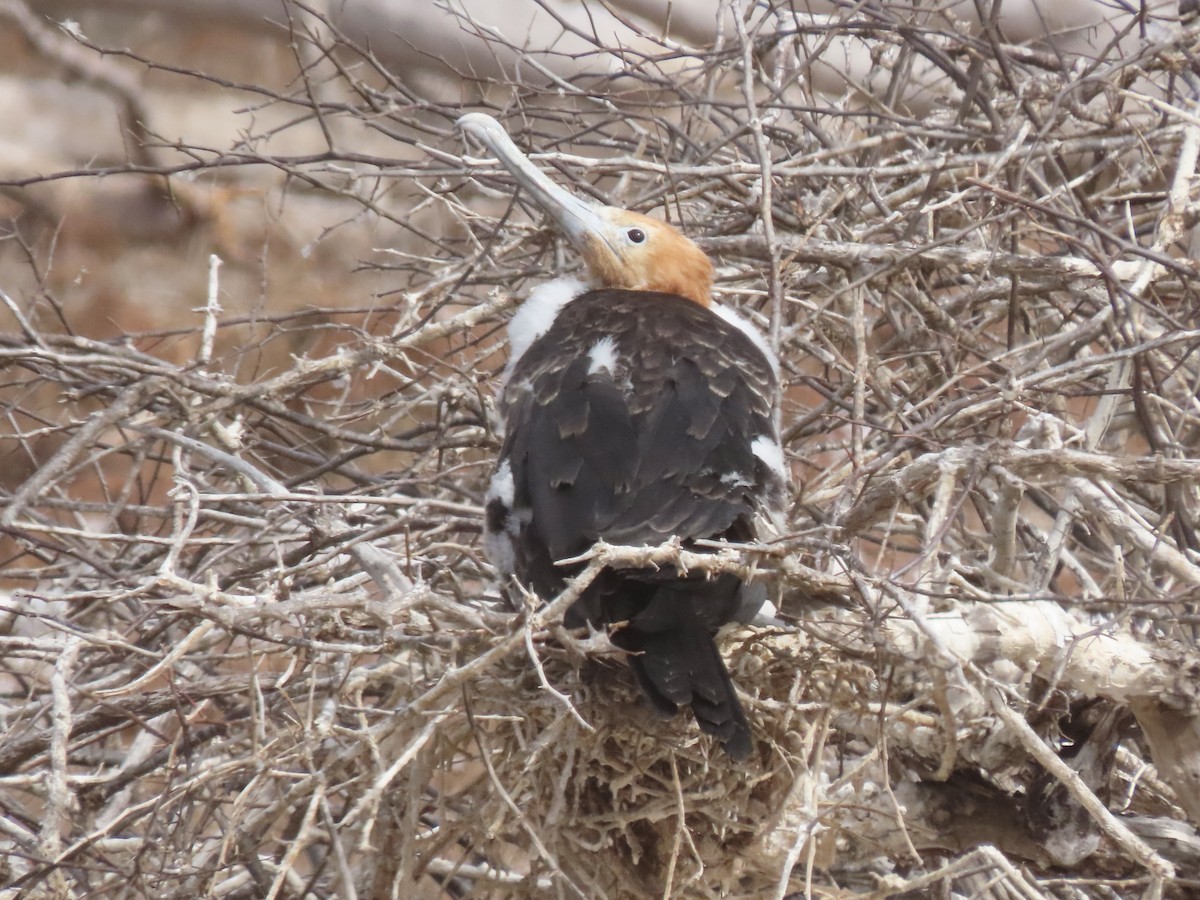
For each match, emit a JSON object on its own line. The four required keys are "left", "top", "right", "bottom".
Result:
{"left": 456, "top": 112, "right": 505, "bottom": 141}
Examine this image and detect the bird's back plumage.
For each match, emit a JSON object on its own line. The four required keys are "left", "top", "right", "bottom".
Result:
{"left": 485, "top": 288, "right": 785, "bottom": 759}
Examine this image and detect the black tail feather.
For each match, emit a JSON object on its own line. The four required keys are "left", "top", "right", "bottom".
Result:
{"left": 628, "top": 625, "right": 753, "bottom": 760}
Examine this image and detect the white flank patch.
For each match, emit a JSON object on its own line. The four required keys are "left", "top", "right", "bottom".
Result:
{"left": 502, "top": 276, "right": 588, "bottom": 385}
{"left": 711, "top": 303, "right": 779, "bottom": 379}
{"left": 751, "top": 435, "right": 787, "bottom": 481}
{"left": 586, "top": 336, "right": 619, "bottom": 376}
{"left": 483, "top": 530, "right": 515, "bottom": 576}
{"left": 483, "top": 460, "right": 517, "bottom": 576}
{"left": 486, "top": 459, "right": 514, "bottom": 508}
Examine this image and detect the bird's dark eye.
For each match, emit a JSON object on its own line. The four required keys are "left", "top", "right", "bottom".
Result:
{"left": 626, "top": 228, "right": 646, "bottom": 244}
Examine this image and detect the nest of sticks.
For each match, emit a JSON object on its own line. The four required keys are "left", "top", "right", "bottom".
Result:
{"left": 4, "top": 2, "right": 1200, "bottom": 897}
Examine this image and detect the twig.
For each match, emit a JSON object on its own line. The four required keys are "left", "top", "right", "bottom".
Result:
{"left": 197, "top": 254, "right": 223, "bottom": 367}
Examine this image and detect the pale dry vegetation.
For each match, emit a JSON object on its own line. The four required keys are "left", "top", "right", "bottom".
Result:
{"left": 2, "top": 1, "right": 1200, "bottom": 897}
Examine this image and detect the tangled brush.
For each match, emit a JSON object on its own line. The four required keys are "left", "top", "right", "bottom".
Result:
{"left": 3, "top": 1, "right": 1200, "bottom": 897}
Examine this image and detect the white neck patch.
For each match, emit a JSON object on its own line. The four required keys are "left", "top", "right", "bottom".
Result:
{"left": 502, "top": 276, "right": 589, "bottom": 386}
